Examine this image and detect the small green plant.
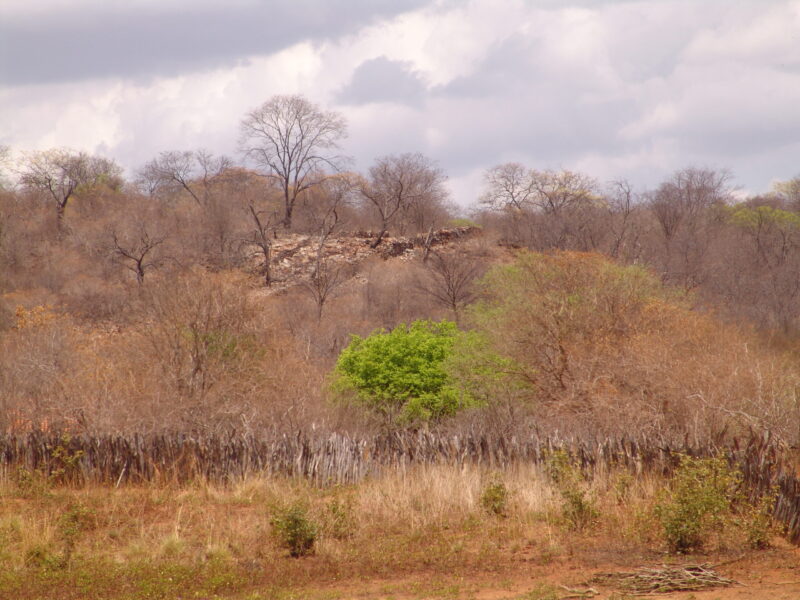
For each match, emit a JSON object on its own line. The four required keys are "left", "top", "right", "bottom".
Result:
{"left": 24, "top": 544, "right": 65, "bottom": 570}
{"left": 544, "top": 449, "right": 574, "bottom": 487}
{"left": 480, "top": 477, "right": 509, "bottom": 517}
{"left": 613, "top": 472, "right": 635, "bottom": 505}
{"left": 560, "top": 487, "right": 599, "bottom": 531}
{"left": 544, "top": 450, "right": 598, "bottom": 531}
{"left": 740, "top": 489, "right": 777, "bottom": 550}
{"left": 270, "top": 503, "right": 317, "bottom": 558}
{"left": 12, "top": 466, "right": 49, "bottom": 497}
{"left": 654, "top": 455, "right": 740, "bottom": 553}
{"left": 58, "top": 502, "right": 96, "bottom": 564}
{"left": 325, "top": 495, "right": 356, "bottom": 540}
{"left": 49, "top": 434, "right": 85, "bottom": 485}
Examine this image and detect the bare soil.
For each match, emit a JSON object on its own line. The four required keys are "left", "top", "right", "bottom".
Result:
{"left": 298, "top": 540, "right": 800, "bottom": 599}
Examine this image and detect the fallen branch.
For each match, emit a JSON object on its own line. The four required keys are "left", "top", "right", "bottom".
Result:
{"left": 558, "top": 584, "right": 599, "bottom": 598}
{"left": 594, "top": 564, "right": 737, "bottom": 595}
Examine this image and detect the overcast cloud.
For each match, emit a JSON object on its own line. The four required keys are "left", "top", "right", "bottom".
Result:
{"left": 2, "top": 0, "right": 799, "bottom": 205}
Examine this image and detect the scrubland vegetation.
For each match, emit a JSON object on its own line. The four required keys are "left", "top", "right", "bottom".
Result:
{"left": 3, "top": 95, "right": 800, "bottom": 597}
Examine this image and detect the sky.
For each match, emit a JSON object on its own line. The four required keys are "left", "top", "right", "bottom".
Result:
{"left": 2, "top": 0, "right": 800, "bottom": 206}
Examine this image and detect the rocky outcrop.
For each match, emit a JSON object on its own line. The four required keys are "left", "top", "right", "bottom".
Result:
{"left": 248, "top": 226, "right": 481, "bottom": 290}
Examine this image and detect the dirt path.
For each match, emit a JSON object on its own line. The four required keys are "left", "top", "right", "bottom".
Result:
{"left": 303, "top": 542, "right": 800, "bottom": 599}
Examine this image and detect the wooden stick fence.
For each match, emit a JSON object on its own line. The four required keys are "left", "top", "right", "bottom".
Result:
{"left": 1, "top": 429, "right": 799, "bottom": 541}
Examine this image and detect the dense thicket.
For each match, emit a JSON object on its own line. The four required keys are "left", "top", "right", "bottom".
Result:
{"left": 3, "top": 103, "right": 800, "bottom": 444}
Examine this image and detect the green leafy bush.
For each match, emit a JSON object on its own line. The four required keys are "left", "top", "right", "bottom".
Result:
{"left": 270, "top": 503, "right": 317, "bottom": 558}
{"left": 332, "top": 320, "right": 475, "bottom": 423}
{"left": 49, "top": 434, "right": 85, "bottom": 486}
{"left": 560, "top": 487, "right": 599, "bottom": 531}
{"left": 480, "top": 478, "right": 509, "bottom": 517}
{"left": 654, "top": 455, "right": 740, "bottom": 553}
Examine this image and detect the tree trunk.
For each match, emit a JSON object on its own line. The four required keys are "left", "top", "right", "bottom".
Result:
{"left": 370, "top": 228, "right": 387, "bottom": 249}
{"left": 283, "top": 187, "right": 293, "bottom": 229}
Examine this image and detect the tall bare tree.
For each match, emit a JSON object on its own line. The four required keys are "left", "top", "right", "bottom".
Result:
{"left": 359, "top": 153, "right": 448, "bottom": 248}
{"left": 647, "top": 167, "right": 731, "bottom": 288}
{"left": 606, "top": 179, "right": 641, "bottom": 260}
{"left": 239, "top": 95, "right": 347, "bottom": 230}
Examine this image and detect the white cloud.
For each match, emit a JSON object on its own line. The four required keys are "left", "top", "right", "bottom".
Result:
{"left": 2, "top": 0, "right": 800, "bottom": 200}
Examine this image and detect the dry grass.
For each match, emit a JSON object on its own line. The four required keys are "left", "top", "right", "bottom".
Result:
{"left": 0, "top": 452, "right": 786, "bottom": 600}
{"left": 0, "top": 463, "right": 667, "bottom": 597}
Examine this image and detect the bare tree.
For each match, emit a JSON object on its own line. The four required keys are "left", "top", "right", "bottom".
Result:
{"left": 136, "top": 149, "right": 231, "bottom": 205}
{"left": 416, "top": 250, "right": 485, "bottom": 323}
{"left": 239, "top": 95, "right": 347, "bottom": 229}
{"left": 772, "top": 176, "right": 800, "bottom": 211}
{"left": 18, "top": 148, "right": 123, "bottom": 227}
{"left": 479, "top": 162, "right": 536, "bottom": 211}
{"left": 478, "top": 165, "right": 601, "bottom": 250}
{"left": 647, "top": 167, "right": 731, "bottom": 288}
{"left": 111, "top": 227, "right": 166, "bottom": 284}
{"left": 529, "top": 169, "right": 598, "bottom": 215}
{"left": 305, "top": 173, "right": 356, "bottom": 254}
{"left": 0, "top": 146, "right": 12, "bottom": 191}
{"left": 650, "top": 167, "right": 731, "bottom": 241}
{"left": 303, "top": 260, "right": 350, "bottom": 322}
{"left": 359, "top": 153, "right": 449, "bottom": 248}
{"left": 300, "top": 174, "right": 358, "bottom": 320}
{"left": 606, "top": 179, "right": 640, "bottom": 260}
{"left": 246, "top": 203, "right": 279, "bottom": 287}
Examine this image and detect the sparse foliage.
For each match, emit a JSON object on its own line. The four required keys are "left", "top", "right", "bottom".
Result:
{"left": 654, "top": 455, "right": 740, "bottom": 553}
{"left": 415, "top": 250, "right": 484, "bottom": 323}
{"left": 359, "top": 153, "right": 449, "bottom": 247}
{"left": 240, "top": 95, "right": 347, "bottom": 229}
{"left": 136, "top": 149, "right": 231, "bottom": 205}
{"left": 480, "top": 477, "right": 509, "bottom": 517}
{"left": 18, "top": 148, "right": 123, "bottom": 226}
{"left": 270, "top": 503, "right": 318, "bottom": 558}
{"left": 111, "top": 227, "right": 166, "bottom": 284}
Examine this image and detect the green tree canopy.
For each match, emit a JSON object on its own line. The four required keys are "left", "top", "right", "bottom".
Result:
{"left": 332, "top": 320, "right": 475, "bottom": 424}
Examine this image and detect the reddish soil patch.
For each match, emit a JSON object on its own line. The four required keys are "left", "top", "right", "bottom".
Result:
{"left": 307, "top": 540, "right": 800, "bottom": 599}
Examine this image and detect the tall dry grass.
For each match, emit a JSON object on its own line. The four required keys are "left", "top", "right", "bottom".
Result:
{"left": 0, "top": 462, "right": 657, "bottom": 576}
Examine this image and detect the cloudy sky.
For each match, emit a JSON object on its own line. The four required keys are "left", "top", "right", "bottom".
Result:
{"left": 2, "top": 0, "right": 800, "bottom": 205}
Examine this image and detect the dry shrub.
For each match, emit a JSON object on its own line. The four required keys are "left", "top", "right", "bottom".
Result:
{"left": 1, "top": 269, "right": 330, "bottom": 434}
{"left": 471, "top": 251, "right": 800, "bottom": 444}
{"left": 0, "top": 306, "right": 77, "bottom": 431}
{"left": 93, "top": 269, "right": 329, "bottom": 433}
{"left": 358, "top": 257, "right": 445, "bottom": 329}
{"left": 60, "top": 275, "right": 131, "bottom": 323}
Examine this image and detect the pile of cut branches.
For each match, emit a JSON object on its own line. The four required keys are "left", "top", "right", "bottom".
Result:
{"left": 594, "top": 564, "right": 736, "bottom": 595}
